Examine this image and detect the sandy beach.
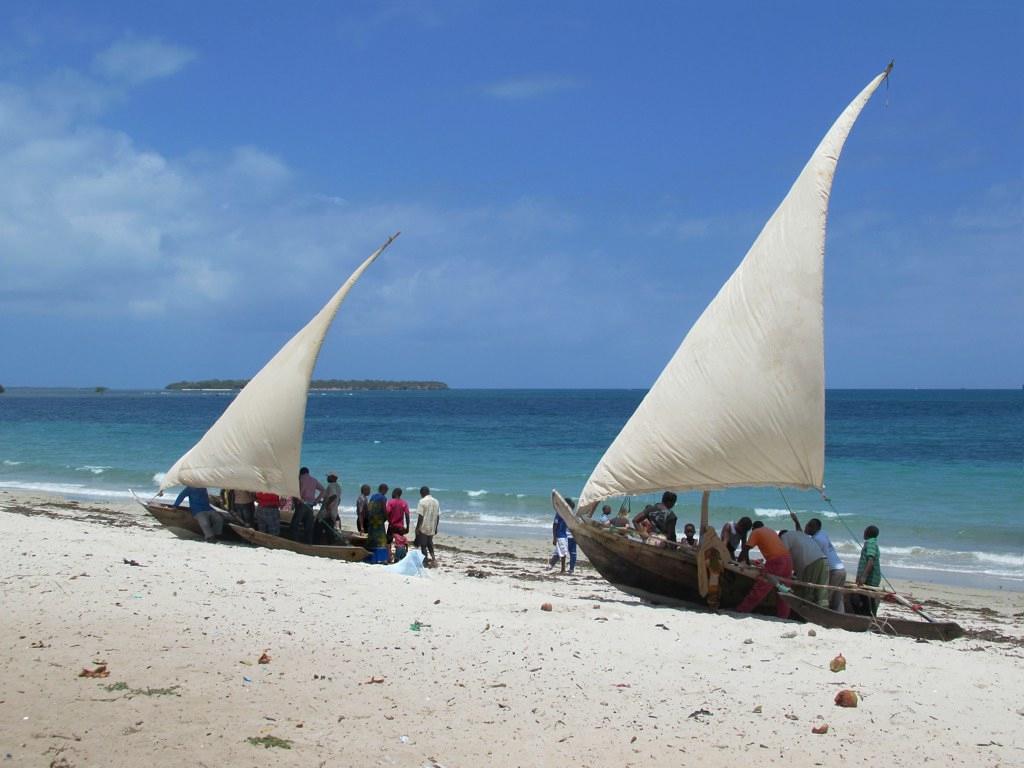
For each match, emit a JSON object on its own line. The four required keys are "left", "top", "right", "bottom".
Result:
{"left": 1, "top": 490, "right": 1022, "bottom": 768}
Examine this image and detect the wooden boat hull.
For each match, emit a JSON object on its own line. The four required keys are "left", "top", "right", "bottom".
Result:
{"left": 229, "top": 524, "right": 370, "bottom": 562}
{"left": 552, "top": 491, "right": 778, "bottom": 616}
{"left": 553, "top": 491, "right": 964, "bottom": 640}
{"left": 142, "top": 501, "right": 244, "bottom": 542}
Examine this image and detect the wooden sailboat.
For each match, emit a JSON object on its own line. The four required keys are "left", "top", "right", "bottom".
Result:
{"left": 552, "top": 67, "right": 963, "bottom": 640}
{"left": 142, "top": 233, "right": 399, "bottom": 555}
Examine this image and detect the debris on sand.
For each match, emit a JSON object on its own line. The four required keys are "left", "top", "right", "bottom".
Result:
{"left": 834, "top": 690, "right": 858, "bottom": 708}
{"left": 246, "top": 735, "right": 292, "bottom": 749}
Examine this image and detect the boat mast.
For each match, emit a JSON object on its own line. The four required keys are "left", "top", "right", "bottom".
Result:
{"left": 700, "top": 490, "right": 710, "bottom": 534}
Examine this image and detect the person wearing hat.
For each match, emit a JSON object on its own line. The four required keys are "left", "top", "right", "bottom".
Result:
{"left": 322, "top": 472, "right": 342, "bottom": 529}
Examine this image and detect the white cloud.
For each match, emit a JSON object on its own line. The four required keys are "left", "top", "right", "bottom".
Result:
{"left": 227, "top": 146, "right": 292, "bottom": 188}
{"left": 93, "top": 37, "right": 196, "bottom": 85}
{"left": 482, "top": 75, "right": 580, "bottom": 100}
{"left": 646, "top": 214, "right": 712, "bottom": 241}
{"left": 337, "top": 0, "right": 444, "bottom": 48}
{"left": 0, "top": 61, "right": 592, "bottom": 328}
{"left": 951, "top": 182, "right": 1023, "bottom": 231}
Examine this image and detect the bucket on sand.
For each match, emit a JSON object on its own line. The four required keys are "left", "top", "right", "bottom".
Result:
{"left": 370, "top": 547, "right": 388, "bottom": 564}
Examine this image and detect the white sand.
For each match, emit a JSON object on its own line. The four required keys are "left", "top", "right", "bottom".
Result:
{"left": 1, "top": 490, "right": 1022, "bottom": 767}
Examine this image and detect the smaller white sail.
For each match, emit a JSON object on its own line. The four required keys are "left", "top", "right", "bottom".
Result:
{"left": 578, "top": 71, "right": 890, "bottom": 509}
{"left": 159, "top": 233, "right": 399, "bottom": 499}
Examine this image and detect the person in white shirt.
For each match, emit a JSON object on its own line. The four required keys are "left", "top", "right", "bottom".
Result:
{"left": 415, "top": 486, "right": 440, "bottom": 566}
{"left": 804, "top": 517, "right": 847, "bottom": 613}
{"left": 322, "top": 472, "right": 342, "bottom": 528}
{"left": 788, "top": 510, "right": 848, "bottom": 611}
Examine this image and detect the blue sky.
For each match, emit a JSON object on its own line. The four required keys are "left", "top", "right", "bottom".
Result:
{"left": 0, "top": 1, "right": 1020, "bottom": 388}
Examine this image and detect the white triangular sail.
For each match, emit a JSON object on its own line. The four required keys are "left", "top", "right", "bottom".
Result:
{"left": 578, "top": 72, "right": 889, "bottom": 509}
{"left": 159, "top": 233, "right": 399, "bottom": 499}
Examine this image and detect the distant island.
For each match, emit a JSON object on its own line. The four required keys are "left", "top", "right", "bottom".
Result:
{"left": 165, "top": 379, "right": 448, "bottom": 391}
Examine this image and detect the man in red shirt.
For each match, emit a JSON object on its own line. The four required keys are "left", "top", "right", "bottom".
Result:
{"left": 386, "top": 487, "right": 410, "bottom": 555}
{"left": 735, "top": 517, "right": 793, "bottom": 619}
{"left": 254, "top": 492, "right": 281, "bottom": 536}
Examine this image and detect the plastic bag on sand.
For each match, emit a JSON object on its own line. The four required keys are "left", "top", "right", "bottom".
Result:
{"left": 379, "top": 550, "right": 428, "bottom": 577}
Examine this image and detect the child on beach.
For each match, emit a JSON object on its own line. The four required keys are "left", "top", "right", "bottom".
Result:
{"left": 852, "top": 525, "right": 883, "bottom": 616}
{"left": 391, "top": 531, "right": 409, "bottom": 563}
{"left": 683, "top": 523, "right": 698, "bottom": 546}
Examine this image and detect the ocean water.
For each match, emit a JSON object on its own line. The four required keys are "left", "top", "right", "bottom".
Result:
{"left": 1, "top": 388, "right": 1021, "bottom": 588}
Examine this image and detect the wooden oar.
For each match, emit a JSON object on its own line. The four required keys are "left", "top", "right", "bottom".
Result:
{"left": 744, "top": 567, "right": 939, "bottom": 623}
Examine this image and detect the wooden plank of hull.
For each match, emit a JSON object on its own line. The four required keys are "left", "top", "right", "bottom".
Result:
{"left": 143, "top": 503, "right": 244, "bottom": 542}
{"left": 229, "top": 524, "right": 370, "bottom": 562}
{"left": 779, "top": 593, "right": 964, "bottom": 641}
{"left": 552, "top": 491, "right": 779, "bottom": 616}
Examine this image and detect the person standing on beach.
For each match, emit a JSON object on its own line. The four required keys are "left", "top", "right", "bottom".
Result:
{"left": 414, "top": 486, "right": 440, "bottom": 565}
{"left": 298, "top": 467, "right": 324, "bottom": 508}
{"left": 386, "top": 488, "right": 410, "bottom": 539}
{"left": 366, "top": 484, "right": 389, "bottom": 553}
{"left": 173, "top": 485, "right": 222, "bottom": 542}
{"left": 232, "top": 489, "right": 256, "bottom": 527}
{"left": 735, "top": 519, "right": 792, "bottom": 619}
{"left": 790, "top": 512, "right": 847, "bottom": 613}
{"left": 780, "top": 529, "right": 829, "bottom": 607}
{"left": 852, "top": 525, "right": 883, "bottom": 616}
{"left": 292, "top": 467, "right": 322, "bottom": 544}
{"left": 720, "top": 519, "right": 747, "bottom": 560}
{"left": 254, "top": 492, "right": 281, "bottom": 535}
{"left": 356, "top": 484, "right": 371, "bottom": 534}
{"left": 548, "top": 507, "right": 570, "bottom": 573}
{"left": 322, "top": 472, "right": 342, "bottom": 528}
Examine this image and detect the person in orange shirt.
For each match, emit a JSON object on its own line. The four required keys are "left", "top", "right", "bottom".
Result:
{"left": 735, "top": 517, "right": 793, "bottom": 619}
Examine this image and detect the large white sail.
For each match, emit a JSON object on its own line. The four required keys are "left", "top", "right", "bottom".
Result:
{"left": 159, "top": 233, "right": 399, "bottom": 499}
{"left": 578, "top": 72, "right": 889, "bottom": 509}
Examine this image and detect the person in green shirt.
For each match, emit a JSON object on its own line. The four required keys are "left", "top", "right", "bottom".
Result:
{"left": 853, "top": 525, "right": 882, "bottom": 616}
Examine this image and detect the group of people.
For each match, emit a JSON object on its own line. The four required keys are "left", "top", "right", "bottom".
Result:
{"left": 217, "top": 467, "right": 341, "bottom": 545}
{"left": 726, "top": 514, "right": 882, "bottom": 618}
{"left": 568, "top": 491, "right": 883, "bottom": 618}
{"left": 356, "top": 483, "right": 441, "bottom": 565}
{"left": 170, "top": 469, "right": 442, "bottom": 565}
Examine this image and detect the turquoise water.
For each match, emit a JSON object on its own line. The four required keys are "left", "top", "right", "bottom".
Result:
{"left": 1, "top": 388, "right": 1021, "bottom": 587}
